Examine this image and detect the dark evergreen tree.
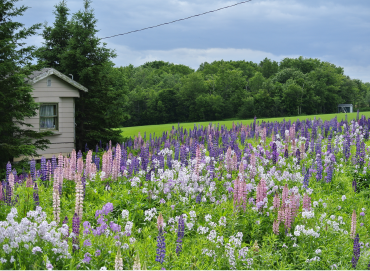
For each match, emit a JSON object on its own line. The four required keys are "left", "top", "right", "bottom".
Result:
{"left": 37, "top": 0, "right": 127, "bottom": 150}
{"left": 0, "top": 0, "right": 53, "bottom": 179}
{"left": 35, "top": 0, "right": 71, "bottom": 70}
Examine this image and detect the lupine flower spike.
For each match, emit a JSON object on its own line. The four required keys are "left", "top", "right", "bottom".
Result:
{"left": 115, "top": 249, "right": 123, "bottom": 270}
{"left": 133, "top": 254, "right": 141, "bottom": 270}
{"left": 351, "top": 210, "right": 357, "bottom": 239}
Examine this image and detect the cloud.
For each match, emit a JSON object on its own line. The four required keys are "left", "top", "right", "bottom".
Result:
{"left": 108, "top": 44, "right": 370, "bottom": 82}
{"left": 13, "top": 0, "right": 370, "bottom": 83}
{"left": 339, "top": 65, "right": 370, "bottom": 83}
{"left": 109, "top": 44, "right": 299, "bottom": 69}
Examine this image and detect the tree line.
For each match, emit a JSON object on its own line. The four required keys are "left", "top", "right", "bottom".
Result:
{"left": 121, "top": 58, "right": 370, "bottom": 127}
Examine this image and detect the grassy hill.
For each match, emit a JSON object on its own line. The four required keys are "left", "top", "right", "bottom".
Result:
{"left": 118, "top": 111, "right": 370, "bottom": 139}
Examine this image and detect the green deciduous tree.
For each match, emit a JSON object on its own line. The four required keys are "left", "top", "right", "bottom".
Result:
{"left": 0, "top": 0, "right": 53, "bottom": 178}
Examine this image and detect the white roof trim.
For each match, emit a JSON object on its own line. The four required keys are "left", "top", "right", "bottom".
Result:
{"left": 28, "top": 68, "right": 88, "bottom": 92}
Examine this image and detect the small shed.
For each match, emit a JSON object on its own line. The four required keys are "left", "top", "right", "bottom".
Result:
{"left": 14, "top": 68, "right": 88, "bottom": 162}
{"left": 338, "top": 104, "right": 353, "bottom": 113}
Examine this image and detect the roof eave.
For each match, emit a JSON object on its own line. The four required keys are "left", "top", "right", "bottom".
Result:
{"left": 29, "top": 68, "right": 88, "bottom": 92}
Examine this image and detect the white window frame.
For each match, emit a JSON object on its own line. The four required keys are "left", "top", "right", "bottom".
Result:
{"left": 39, "top": 103, "right": 59, "bottom": 131}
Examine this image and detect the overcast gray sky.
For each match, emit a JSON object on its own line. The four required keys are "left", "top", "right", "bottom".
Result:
{"left": 16, "top": 0, "right": 370, "bottom": 82}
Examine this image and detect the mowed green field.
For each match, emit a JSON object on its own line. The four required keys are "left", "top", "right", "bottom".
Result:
{"left": 117, "top": 111, "right": 370, "bottom": 139}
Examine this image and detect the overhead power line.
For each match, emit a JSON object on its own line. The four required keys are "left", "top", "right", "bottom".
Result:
{"left": 101, "top": 0, "right": 252, "bottom": 40}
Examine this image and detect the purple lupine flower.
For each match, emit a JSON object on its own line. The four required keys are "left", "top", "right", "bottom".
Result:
{"left": 316, "top": 154, "right": 323, "bottom": 181}
{"left": 352, "top": 233, "right": 360, "bottom": 269}
{"left": 360, "top": 212, "right": 365, "bottom": 217}
{"left": 95, "top": 249, "right": 101, "bottom": 257}
{"left": 30, "top": 159, "right": 36, "bottom": 181}
{"left": 284, "top": 149, "right": 288, "bottom": 159}
{"left": 296, "top": 149, "right": 301, "bottom": 164}
{"left": 327, "top": 133, "right": 332, "bottom": 153}
{"left": 83, "top": 239, "right": 92, "bottom": 247}
{"left": 62, "top": 216, "right": 70, "bottom": 241}
{"left": 271, "top": 143, "right": 277, "bottom": 164}
{"left": 82, "top": 252, "right": 92, "bottom": 264}
{"left": 176, "top": 215, "right": 185, "bottom": 255}
{"left": 72, "top": 213, "right": 80, "bottom": 252}
{"left": 6, "top": 162, "right": 12, "bottom": 183}
{"left": 33, "top": 182, "right": 39, "bottom": 206}
{"left": 303, "top": 168, "right": 310, "bottom": 188}
{"left": 40, "top": 157, "right": 47, "bottom": 182}
{"left": 51, "top": 155, "right": 57, "bottom": 177}
{"left": 196, "top": 192, "right": 202, "bottom": 204}
{"left": 344, "top": 132, "right": 351, "bottom": 160}
{"left": 83, "top": 221, "right": 92, "bottom": 234}
{"left": 325, "top": 165, "right": 333, "bottom": 183}
{"left": 77, "top": 150, "right": 83, "bottom": 161}
{"left": 155, "top": 228, "right": 166, "bottom": 264}
{"left": 95, "top": 155, "right": 100, "bottom": 171}
{"left": 101, "top": 202, "right": 114, "bottom": 215}
{"left": 5, "top": 182, "right": 12, "bottom": 206}
{"left": 110, "top": 221, "right": 121, "bottom": 232}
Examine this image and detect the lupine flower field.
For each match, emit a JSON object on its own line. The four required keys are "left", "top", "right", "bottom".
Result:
{"left": 2, "top": 114, "right": 370, "bottom": 270}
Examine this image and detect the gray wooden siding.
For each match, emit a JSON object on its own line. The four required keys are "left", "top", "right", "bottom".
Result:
{"left": 32, "top": 74, "right": 80, "bottom": 98}
{"left": 14, "top": 75, "right": 80, "bottom": 161}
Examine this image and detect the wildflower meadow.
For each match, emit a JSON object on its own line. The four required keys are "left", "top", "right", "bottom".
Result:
{"left": 1, "top": 114, "right": 370, "bottom": 270}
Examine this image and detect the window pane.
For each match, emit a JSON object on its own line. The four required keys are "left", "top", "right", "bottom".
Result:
{"left": 40, "top": 105, "right": 55, "bottom": 116}
{"left": 40, "top": 117, "right": 56, "bottom": 129}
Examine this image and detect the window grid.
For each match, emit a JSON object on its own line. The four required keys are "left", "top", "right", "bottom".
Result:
{"left": 39, "top": 103, "right": 58, "bottom": 131}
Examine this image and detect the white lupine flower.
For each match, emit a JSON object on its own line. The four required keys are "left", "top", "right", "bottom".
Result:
{"left": 188, "top": 211, "right": 196, "bottom": 219}
{"left": 302, "top": 211, "right": 315, "bottom": 219}
{"left": 144, "top": 208, "right": 157, "bottom": 221}
{"left": 121, "top": 210, "right": 129, "bottom": 220}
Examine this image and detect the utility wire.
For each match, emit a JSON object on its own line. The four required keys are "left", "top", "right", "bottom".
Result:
{"left": 101, "top": 0, "right": 252, "bottom": 40}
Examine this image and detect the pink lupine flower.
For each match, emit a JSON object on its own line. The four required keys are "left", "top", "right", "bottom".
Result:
{"left": 26, "top": 173, "right": 33, "bottom": 188}
{"left": 273, "top": 220, "right": 279, "bottom": 235}
{"left": 303, "top": 193, "right": 311, "bottom": 211}
{"left": 278, "top": 208, "right": 284, "bottom": 224}
{"left": 284, "top": 205, "right": 293, "bottom": 230}
{"left": 107, "top": 147, "right": 113, "bottom": 176}
{"left": 238, "top": 161, "right": 245, "bottom": 180}
{"left": 0, "top": 182, "right": 3, "bottom": 202}
{"left": 58, "top": 153, "right": 64, "bottom": 168}
{"left": 233, "top": 178, "right": 240, "bottom": 209}
{"left": 75, "top": 174, "right": 84, "bottom": 221}
{"left": 116, "top": 144, "right": 121, "bottom": 173}
{"left": 77, "top": 157, "right": 84, "bottom": 176}
{"left": 290, "top": 193, "right": 298, "bottom": 219}
{"left": 251, "top": 154, "right": 256, "bottom": 168}
{"left": 351, "top": 210, "right": 357, "bottom": 239}
{"left": 282, "top": 184, "right": 289, "bottom": 209}
{"left": 300, "top": 143, "right": 305, "bottom": 158}
{"left": 273, "top": 193, "right": 280, "bottom": 211}
{"left": 232, "top": 154, "right": 237, "bottom": 171}
{"left": 157, "top": 213, "right": 164, "bottom": 231}
{"left": 47, "top": 160, "right": 52, "bottom": 181}
{"left": 238, "top": 180, "right": 247, "bottom": 211}
{"left": 256, "top": 179, "right": 267, "bottom": 209}
{"left": 85, "top": 150, "right": 93, "bottom": 180}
